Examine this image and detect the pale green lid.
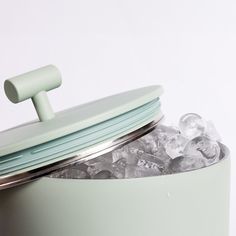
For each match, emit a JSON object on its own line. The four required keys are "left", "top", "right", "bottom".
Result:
{"left": 0, "top": 65, "right": 163, "bottom": 157}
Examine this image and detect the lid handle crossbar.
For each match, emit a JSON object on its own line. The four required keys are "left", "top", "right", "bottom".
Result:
{"left": 4, "top": 65, "right": 62, "bottom": 122}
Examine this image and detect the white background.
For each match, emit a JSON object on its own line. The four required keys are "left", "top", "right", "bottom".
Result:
{"left": 0, "top": 0, "right": 235, "bottom": 235}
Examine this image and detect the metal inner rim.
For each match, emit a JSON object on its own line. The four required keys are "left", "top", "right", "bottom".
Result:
{"left": 0, "top": 117, "right": 163, "bottom": 190}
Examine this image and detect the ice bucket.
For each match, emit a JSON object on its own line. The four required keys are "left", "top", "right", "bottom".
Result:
{"left": 0, "top": 65, "right": 230, "bottom": 236}
{"left": 0, "top": 151, "right": 230, "bottom": 236}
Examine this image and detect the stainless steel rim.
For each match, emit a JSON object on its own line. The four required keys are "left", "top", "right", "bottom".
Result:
{"left": 0, "top": 116, "right": 163, "bottom": 190}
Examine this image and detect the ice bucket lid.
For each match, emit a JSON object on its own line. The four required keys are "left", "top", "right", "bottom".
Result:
{"left": 0, "top": 65, "right": 163, "bottom": 189}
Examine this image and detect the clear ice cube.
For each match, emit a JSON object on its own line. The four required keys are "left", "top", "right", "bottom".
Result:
{"left": 49, "top": 167, "right": 90, "bottom": 179}
{"left": 169, "top": 155, "right": 207, "bottom": 173}
{"left": 183, "top": 136, "right": 221, "bottom": 164}
{"left": 152, "top": 125, "right": 180, "bottom": 146}
{"left": 93, "top": 170, "right": 117, "bottom": 179}
{"left": 112, "top": 158, "right": 127, "bottom": 178}
{"left": 164, "top": 134, "right": 188, "bottom": 159}
{"left": 179, "top": 113, "right": 206, "bottom": 139}
{"left": 139, "top": 133, "right": 158, "bottom": 153}
{"left": 112, "top": 144, "right": 138, "bottom": 165}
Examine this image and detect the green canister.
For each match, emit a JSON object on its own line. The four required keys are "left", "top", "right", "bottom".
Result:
{"left": 0, "top": 65, "right": 230, "bottom": 236}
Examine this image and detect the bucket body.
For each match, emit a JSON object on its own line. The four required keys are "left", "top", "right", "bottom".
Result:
{"left": 0, "top": 157, "right": 230, "bottom": 236}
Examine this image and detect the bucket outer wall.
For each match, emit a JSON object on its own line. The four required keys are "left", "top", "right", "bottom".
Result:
{"left": 0, "top": 157, "right": 230, "bottom": 236}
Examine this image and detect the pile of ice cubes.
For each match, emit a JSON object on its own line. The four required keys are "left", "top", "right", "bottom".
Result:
{"left": 48, "top": 113, "right": 226, "bottom": 179}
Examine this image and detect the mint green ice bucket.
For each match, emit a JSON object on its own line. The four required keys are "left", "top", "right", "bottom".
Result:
{"left": 0, "top": 152, "right": 230, "bottom": 236}
{"left": 0, "top": 65, "right": 230, "bottom": 236}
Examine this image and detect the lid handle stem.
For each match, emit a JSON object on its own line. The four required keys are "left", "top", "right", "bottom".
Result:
{"left": 32, "top": 91, "right": 55, "bottom": 121}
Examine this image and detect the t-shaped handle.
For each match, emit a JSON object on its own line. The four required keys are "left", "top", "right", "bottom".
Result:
{"left": 4, "top": 65, "right": 62, "bottom": 122}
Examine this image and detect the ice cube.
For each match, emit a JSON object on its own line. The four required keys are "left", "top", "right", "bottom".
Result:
{"left": 153, "top": 148, "right": 172, "bottom": 174}
{"left": 87, "top": 162, "right": 110, "bottom": 176}
{"left": 169, "top": 155, "right": 206, "bottom": 173}
{"left": 112, "top": 158, "right": 127, "bottom": 178}
{"left": 179, "top": 113, "right": 206, "bottom": 139}
{"left": 164, "top": 134, "right": 188, "bottom": 159}
{"left": 138, "top": 153, "right": 164, "bottom": 169}
{"left": 93, "top": 170, "right": 117, "bottom": 179}
{"left": 133, "top": 166, "right": 161, "bottom": 178}
{"left": 139, "top": 133, "right": 158, "bottom": 153}
{"left": 49, "top": 167, "right": 90, "bottom": 179}
{"left": 125, "top": 165, "right": 138, "bottom": 178}
{"left": 112, "top": 144, "right": 138, "bottom": 165}
{"left": 183, "top": 136, "right": 221, "bottom": 164}
{"left": 152, "top": 125, "right": 180, "bottom": 147}
{"left": 125, "top": 163, "right": 161, "bottom": 178}
{"left": 135, "top": 153, "right": 164, "bottom": 176}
